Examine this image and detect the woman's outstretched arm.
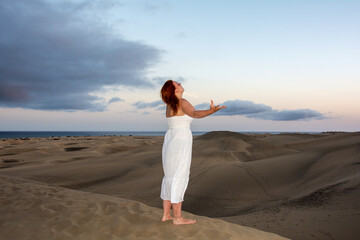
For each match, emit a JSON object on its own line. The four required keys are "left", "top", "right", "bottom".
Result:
{"left": 180, "top": 99, "right": 226, "bottom": 118}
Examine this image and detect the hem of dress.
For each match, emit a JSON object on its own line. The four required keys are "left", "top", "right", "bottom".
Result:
{"left": 160, "top": 195, "right": 183, "bottom": 204}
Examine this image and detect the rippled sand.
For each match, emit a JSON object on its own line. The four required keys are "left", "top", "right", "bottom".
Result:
{"left": 1, "top": 131, "right": 359, "bottom": 239}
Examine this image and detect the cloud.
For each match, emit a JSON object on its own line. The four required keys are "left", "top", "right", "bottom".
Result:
{"left": 142, "top": 1, "right": 170, "bottom": 13}
{"left": 194, "top": 102, "right": 210, "bottom": 110}
{"left": 156, "top": 105, "right": 166, "bottom": 111}
{"left": 175, "top": 32, "right": 187, "bottom": 39}
{"left": 246, "top": 109, "right": 326, "bottom": 121}
{"left": 133, "top": 100, "right": 164, "bottom": 109}
{"left": 152, "top": 76, "right": 186, "bottom": 85}
{"left": 132, "top": 98, "right": 326, "bottom": 121}
{"left": 196, "top": 99, "right": 326, "bottom": 121}
{"left": 197, "top": 99, "right": 272, "bottom": 115}
{"left": 108, "top": 97, "right": 124, "bottom": 104}
{"left": 0, "top": 0, "right": 161, "bottom": 111}
{"left": 143, "top": 3, "right": 161, "bottom": 12}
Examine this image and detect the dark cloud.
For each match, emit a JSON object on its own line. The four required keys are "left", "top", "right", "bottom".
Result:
{"left": 108, "top": 97, "right": 124, "bottom": 104}
{"left": 0, "top": 84, "right": 30, "bottom": 103}
{"left": 196, "top": 99, "right": 327, "bottom": 121}
{"left": 133, "top": 100, "right": 163, "bottom": 109}
{"left": 0, "top": 0, "right": 161, "bottom": 111}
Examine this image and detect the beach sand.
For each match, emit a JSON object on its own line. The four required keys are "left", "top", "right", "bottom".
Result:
{"left": 0, "top": 131, "right": 359, "bottom": 239}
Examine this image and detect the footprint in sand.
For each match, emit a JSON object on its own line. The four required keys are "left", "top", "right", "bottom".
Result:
{"left": 97, "top": 201, "right": 118, "bottom": 215}
{"left": 40, "top": 204, "right": 57, "bottom": 214}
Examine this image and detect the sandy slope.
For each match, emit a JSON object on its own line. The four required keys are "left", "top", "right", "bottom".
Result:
{"left": 0, "top": 131, "right": 359, "bottom": 239}
{"left": 0, "top": 174, "right": 287, "bottom": 240}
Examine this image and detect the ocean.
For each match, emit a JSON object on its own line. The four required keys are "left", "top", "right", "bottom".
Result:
{"left": 0, "top": 131, "right": 204, "bottom": 138}
{"left": 0, "top": 131, "right": 321, "bottom": 139}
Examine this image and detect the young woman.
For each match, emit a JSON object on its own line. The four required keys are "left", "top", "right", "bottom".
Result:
{"left": 160, "top": 80, "right": 226, "bottom": 225}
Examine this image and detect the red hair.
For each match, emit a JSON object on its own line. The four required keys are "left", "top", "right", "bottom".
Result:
{"left": 160, "top": 80, "right": 179, "bottom": 114}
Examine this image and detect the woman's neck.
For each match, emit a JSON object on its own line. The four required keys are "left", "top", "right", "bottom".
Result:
{"left": 175, "top": 92, "right": 183, "bottom": 99}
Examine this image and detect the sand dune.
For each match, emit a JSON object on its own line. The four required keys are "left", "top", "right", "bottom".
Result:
{"left": 195, "top": 131, "right": 298, "bottom": 162}
{"left": 1, "top": 131, "right": 359, "bottom": 239}
{"left": 0, "top": 174, "right": 287, "bottom": 240}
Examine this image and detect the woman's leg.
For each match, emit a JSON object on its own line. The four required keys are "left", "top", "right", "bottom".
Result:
{"left": 172, "top": 201, "right": 196, "bottom": 225}
{"left": 162, "top": 200, "right": 173, "bottom": 221}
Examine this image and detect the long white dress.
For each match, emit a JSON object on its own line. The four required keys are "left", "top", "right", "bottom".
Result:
{"left": 160, "top": 114, "right": 193, "bottom": 203}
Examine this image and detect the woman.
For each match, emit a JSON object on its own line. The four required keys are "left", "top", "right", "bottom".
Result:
{"left": 160, "top": 80, "right": 226, "bottom": 225}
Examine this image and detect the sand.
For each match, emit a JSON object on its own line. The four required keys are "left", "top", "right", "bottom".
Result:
{"left": 0, "top": 175, "right": 286, "bottom": 240}
{"left": 0, "top": 131, "right": 359, "bottom": 239}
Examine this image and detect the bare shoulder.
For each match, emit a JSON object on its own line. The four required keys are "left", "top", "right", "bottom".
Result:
{"left": 179, "top": 98, "right": 195, "bottom": 112}
{"left": 180, "top": 98, "right": 190, "bottom": 104}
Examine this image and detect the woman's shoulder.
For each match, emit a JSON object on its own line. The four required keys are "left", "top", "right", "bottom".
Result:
{"left": 179, "top": 98, "right": 189, "bottom": 103}
{"left": 179, "top": 98, "right": 193, "bottom": 107}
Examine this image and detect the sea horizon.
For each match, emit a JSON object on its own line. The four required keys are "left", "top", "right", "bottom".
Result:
{"left": 0, "top": 130, "right": 339, "bottom": 139}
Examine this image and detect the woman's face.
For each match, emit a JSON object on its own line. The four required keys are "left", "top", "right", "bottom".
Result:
{"left": 173, "top": 81, "right": 184, "bottom": 93}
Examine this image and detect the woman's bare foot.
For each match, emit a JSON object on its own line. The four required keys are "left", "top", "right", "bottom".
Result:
{"left": 161, "top": 215, "right": 174, "bottom": 222}
{"left": 173, "top": 217, "right": 196, "bottom": 225}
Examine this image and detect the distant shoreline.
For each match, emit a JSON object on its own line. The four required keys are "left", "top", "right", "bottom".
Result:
{"left": 0, "top": 130, "right": 335, "bottom": 139}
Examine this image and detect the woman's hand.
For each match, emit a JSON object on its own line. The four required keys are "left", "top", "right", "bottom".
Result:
{"left": 210, "top": 100, "right": 226, "bottom": 113}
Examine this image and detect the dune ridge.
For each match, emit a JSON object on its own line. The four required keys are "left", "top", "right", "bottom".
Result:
{"left": 1, "top": 132, "right": 359, "bottom": 239}
{"left": 0, "top": 174, "right": 288, "bottom": 240}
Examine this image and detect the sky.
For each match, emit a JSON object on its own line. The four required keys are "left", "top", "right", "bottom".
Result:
{"left": 0, "top": 0, "right": 359, "bottom": 132}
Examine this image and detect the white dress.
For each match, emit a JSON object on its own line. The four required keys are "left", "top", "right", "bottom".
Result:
{"left": 160, "top": 114, "right": 193, "bottom": 203}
